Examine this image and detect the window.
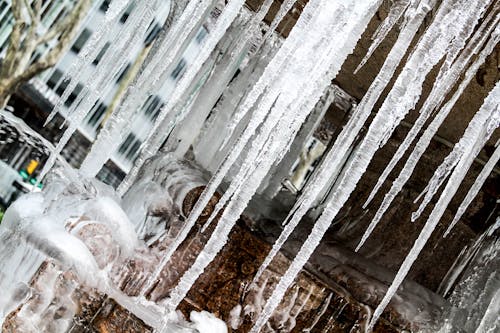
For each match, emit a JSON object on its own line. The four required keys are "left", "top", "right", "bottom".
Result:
{"left": 117, "top": 133, "right": 142, "bottom": 161}
{"left": 145, "top": 23, "right": 161, "bottom": 45}
{"left": 210, "top": 7, "right": 222, "bottom": 20}
{"left": 71, "top": 28, "right": 91, "bottom": 54}
{"left": 87, "top": 102, "right": 107, "bottom": 127}
{"left": 64, "top": 83, "right": 84, "bottom": 107}
{"left": 93, "top": 42, "right": 110, "bottom": 65}
{"left": 116, "top": 63, "right": 131, "bottom": 83}
{"left": 48, "top": 8, "right": 67, "bottom": 29}
{"left": 171, "top": 58, "right": 187, "bottom": 80}
{"left": 120, "top": 3, "right": 135, "bottom": 23}
{"left": 99, "top": 0, "right": 110, "bottom": 12}
{"left": 142, "top": 95, "right": 162, "bottom": 118}
{"left": 126, "top": 140, "right": 141, "bottom": 161}
{"left": 55, "top": 77, "right": 71, "bottom": 96}
{"left": 41, "top": 0, "right": 55, "bottom": 20}
{"left": 46, "top": 69, "right": 63, "bottom": 89}
{"left": 195, "top": 26, "right": 208, "bottom": 44}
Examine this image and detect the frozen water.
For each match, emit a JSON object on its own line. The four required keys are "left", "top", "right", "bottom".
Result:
{"left": 368, "top": 81, "right": 500, "bottom": 331}
{"left": 1, "top": 0, "right": 499, "bottom": 331}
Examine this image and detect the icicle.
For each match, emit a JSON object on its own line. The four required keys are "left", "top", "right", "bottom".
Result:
{"left": 142, "top": 0, "right": 330, "bottom": 294}
{"left": 363, "top": 5, "right": 499, "bottom": 210}
{"left": 116, "top": 0, "right": 284, "bottom": 195}
{"left": 254, "top": 0, "right": 436, "bottom": 280}
{"left": 412, "top": 31, "right": 498, "bottom": 223}
{"left": 162, "top": 0, "right": 378, "bottom": 316}
{"left": 252, "top": 0, "right": 491, "bottom": 330}
{"left": 475, "top": 288, "right": 500, "bottom": 333}
{"left": 44, "top": 0, "right": 133, "bottom": 126}
{"left": 136, "top": 0, "right": 306, "bottom": 296}
{"left": 38, "top": 1, "right": 160, "bottom": 182}
{"left": 121, "top": 0, "right": 323, "bottom": 213}
{"left": 159, "top": 0, "right": 277, "bottom": 156}
{"left": 354, "top": 0, "right": 411, "bottom": 74}
{"left": 79, "top": 0, "right": 217, "bottom": 178}
{"left": 162, "top": 0, "right": 366, "bottom": 294}
{"left": 367, "top": 82, "right": 499, "bottom": 332}
{"left": 57, "top": 0, "right": 158, "bottom": 136}
{"left": 217, "top": 0, "right": 293, "bottom": 151}
{"left": 445, "top": 140, "right": 500, "bottom": 236}
{"left": 356, "top": 15, "right": 500, "bottom": 251}
{"left": 266, "top": 0, "right": 297, "bottom": 36}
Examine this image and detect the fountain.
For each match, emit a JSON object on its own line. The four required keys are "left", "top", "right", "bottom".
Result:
{"left": 0, "top": 0, "right": 498, "bottom": 332}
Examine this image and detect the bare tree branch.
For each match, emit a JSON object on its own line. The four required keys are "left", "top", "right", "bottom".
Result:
{"left": 0, "top": 0, "right": 93, "bottom": 108}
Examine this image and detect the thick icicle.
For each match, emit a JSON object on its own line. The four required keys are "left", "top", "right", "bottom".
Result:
{"left": 135, "top": 0, "right": 323, "bottom": 241}
{"left": 139, "top": 0, "right": 336, "bottom": 296}
{"left": 254, "top": 0, "right": 436, "bottom": 280}
{"left": 354, "top": 0, "right": 411, "bottom": 74}
{"left": 44, "top": 0, "right": 133, "bottom": 125}
{"left": 252, "top": 0, "right": 490, "bottom": 330}
{"left": 445, "top": 140, "right": 500, "bottom": 236}
{"left": 116, "top": 0, "right": 277, "bottom": 194}
{"left": 79, "top": 0, "right": 217, "bottom": 178}
{"left": 367, "top": 81, "right": 500, "bottom": 331}
{"left": 218, "top": 0, "right": 295, "bottom": 151}
{"left": 162, "top": 0, "right": 379, "bottom": 318}
{"left": 356, "top": 14, "right": 500, "bottom": 251}
{"left": 38, "top": 0, "right": 160, "bottom": 182}
{"left": 363, "top": 7, "right": 499, "bottom": 210}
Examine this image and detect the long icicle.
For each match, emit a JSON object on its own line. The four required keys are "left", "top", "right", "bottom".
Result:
{"left": 252, "top": 0, "right": 488, "bottom": 330}
{"left": 139, "top": 0, "right": 334, "bottom": 297}
{"left": 354, "top": 0, "right": 411, "bottom": 74}
{"left": 356, "top": 14, "right": 500, "bottom": 251}
{"left": 249, "top": 1, "right": 387, "bottom": 331}
{"left": 118, "top": 0, "right": 296, "bottom": 193}
{"left": 445, "top": 139, "right": 500, "bottom": 236}
{"left": 163, "top": 0, "right": 378, "bottom": 318}
{"left": 367, "top": 81, "right": 500, "bottom": 331}
{"left": 43, "top": 0, "right": 133, "bottom": 126}
{"left": 128, "top": 0, "right": 278, "bottom": 173}
{"left": 218, "top": 0, "right": 299, "bottom": 151}
{"left": 37, "top": 0, "right": 159, "bottom": 182}
{"left": 253, "top": 0, "right": 436, "bottom": 282}
{"left": 363, "top": 3, "right": 499, "bottom": 210}
{"left": 79, "top": 0, "right": 218, "bottom": 178}
{"left": 116, "top": 0, "right": 255, "bottom": 194}
{"left": 137, "top": 0, "right": 324, "bottom": 270}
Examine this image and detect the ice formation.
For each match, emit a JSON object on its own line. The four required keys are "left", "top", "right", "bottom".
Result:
{"left": 1, "top": 0, "right": 499, "bottom": 331}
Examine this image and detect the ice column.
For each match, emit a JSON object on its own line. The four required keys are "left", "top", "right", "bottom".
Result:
{"left": 368, "top": 81, "right": 499, "bottom": 331}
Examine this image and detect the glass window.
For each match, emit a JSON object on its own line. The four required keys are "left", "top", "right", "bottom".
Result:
{"left": 99, "top": 0, "right": 110, "bottom": 12}
{"left": 55, "top": 77, "right": 71, "bottom": 96}
{"left": 145, "top": 23, "right": 161, "bottom": 45}
{"left": 93, "top": 42, "right": 110, "bottom": 65}
{"left": 195, "top": 26, "right": 208, "bottom": 44}
{"left": 71, "top": 28, "right": 91, "bottom": 54}
{"left": 46, "top": 69, "right": 63, "bottom": 89}
{"left": 116, "top": 63, "right": 131, "bottom": 83}
{"left": 171, "top": 58, "right": 187, "bottom": 81}
{"left": 87, "top": 102, "right": 107, "bottom": 127}
{"left": 120, "top": 3, "right": 135, "bottom": 23}
{"left": 143, "top": 95, "right": 161, "bottom": 117}
{"left": 64, "top": 83, "right": 84, "bottom": 107}
{"left": 125, "top": 139, "right": 142, "bottom": 161}
{"left": 117, "top": 133, "right": 142, "bottom": 161}
{"left": 118, "top": 133, "right": 136, "bottom": 155}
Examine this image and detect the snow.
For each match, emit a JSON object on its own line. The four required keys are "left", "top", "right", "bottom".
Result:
{"left": 190, "top": 311, "right": 228, "bottom": 333}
